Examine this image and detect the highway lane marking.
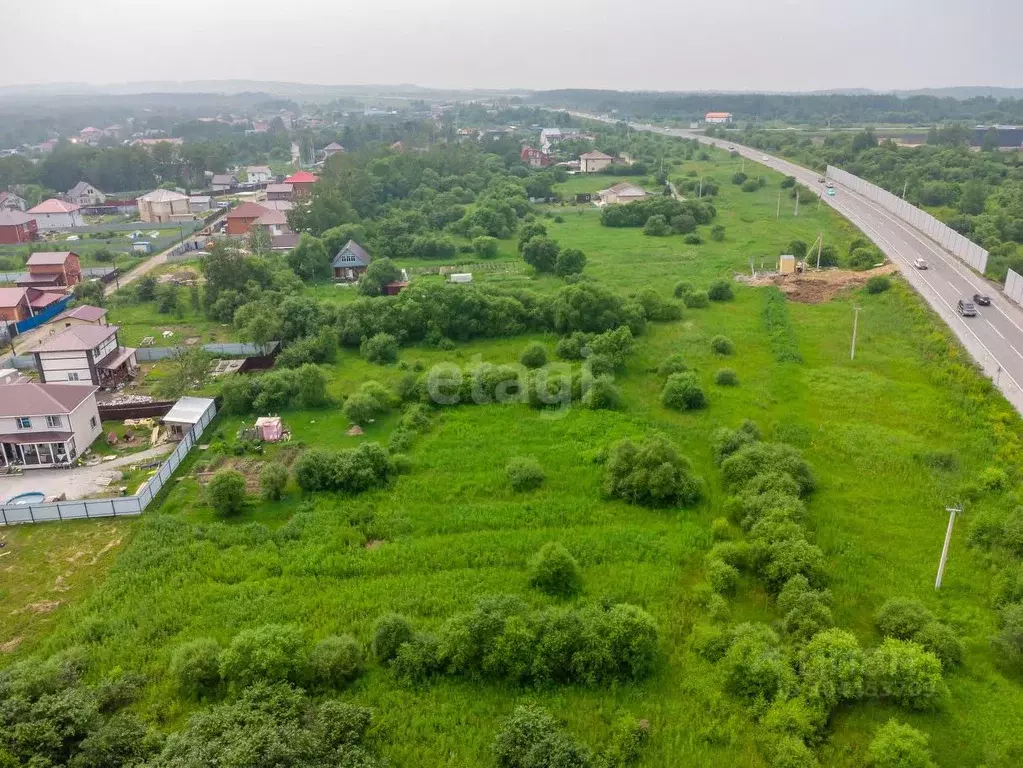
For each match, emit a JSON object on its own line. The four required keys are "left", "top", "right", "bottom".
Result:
{"left": 988, "top": 320, "right": 1005, "bottom": 339}
{"left": 622, "top": 121, "right": 1023, "bottom": 393}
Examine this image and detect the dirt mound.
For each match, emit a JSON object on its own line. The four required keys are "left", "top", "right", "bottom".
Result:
{"left": 747, "top": 265, "right": 897, "bottom": 304}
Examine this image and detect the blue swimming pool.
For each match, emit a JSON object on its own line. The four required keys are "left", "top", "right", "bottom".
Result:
{"left": 5, "top": 492, "right": 46, "bottom": 505}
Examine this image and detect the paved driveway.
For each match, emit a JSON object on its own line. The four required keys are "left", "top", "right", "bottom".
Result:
{"left": 0, "top": 444, "right": 173, "bottom": 502}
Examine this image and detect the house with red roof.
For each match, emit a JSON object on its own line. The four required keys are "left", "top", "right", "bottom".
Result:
{"left": 21, "top": 252, "right": 82, "bottom": 288}
{"left": 0, "top": 287, "right": 64, "bottom": 323}
{"left": 226, "top": 201, "right": 272, "bottom": 236}
{"left": 705, "top": 112, "right": 733, "bottom": 124}
{"left": 520, "top": 147, "right": 552, "bottom": 168}
{"left": 27, "top": 199, "right": 84, "bottom": 230}
{"left": 283, "top": 170, "right": 317, "bottom": 197}
{"left": 0, "top": 380, "right": 103, "bottom": 469}
{"left": 0, "top": 210, "right": 38, "bottom": 244}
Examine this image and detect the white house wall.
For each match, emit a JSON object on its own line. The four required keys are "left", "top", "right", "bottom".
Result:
{"left": 39, "top": 351, "right": 92, "bottom": 384}
{"left": 67, "top": 398, "right": 102, "bottom": 452}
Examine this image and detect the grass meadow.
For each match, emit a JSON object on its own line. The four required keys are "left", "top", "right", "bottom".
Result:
{"left": 3, "top": 150, "right": 1023, "bottom": 766}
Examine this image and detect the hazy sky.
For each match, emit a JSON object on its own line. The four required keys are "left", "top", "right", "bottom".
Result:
{"left": 4, "top": 0, "right": 1022, "bottom": 92}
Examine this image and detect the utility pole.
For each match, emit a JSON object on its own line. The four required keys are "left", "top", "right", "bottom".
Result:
{"left": 794, "top": 191, "right": 799, "bottom": 217}
{"left": 850, "top": 306, "right": 861, "bottom": 360}
{"left": 935, "top": 504, "right": 963, "bottom": 589}
{"left": 815, "top": 234, "right": 823, "bottom": 269}
{"left": 698, "top": 177, "right": 703, "bottom": 199}
{"left": 902, "top": 180, "right": 908, "bottom": 200}
{"left": 741, "top": 156, "right": 745, "bottom": 173}
{"left": 776, "top": 190, "right": 781, "bottom": 218}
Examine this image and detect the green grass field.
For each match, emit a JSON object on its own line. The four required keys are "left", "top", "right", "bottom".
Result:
{"left": 4, "top": 149, "right": 1023, "bottom": 766}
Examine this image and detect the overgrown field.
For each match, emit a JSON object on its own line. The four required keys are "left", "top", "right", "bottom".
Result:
{"left": 4, "top": 147, "right": 1023, "bottom": 767}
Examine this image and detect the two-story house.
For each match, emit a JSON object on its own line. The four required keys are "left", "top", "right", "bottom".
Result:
{"left": 66, "top": 181, "right": 107, "bottom": 207}
{"left": 34, "top": 324, "right": 138, "bottom": 387}
{"left": 16, "top": 252, "right": 82, "bottom": 289}
{"left": 0, "top": 380, "right": 102, "bottom": 468}
{"left": 332, "top": 239, "right": 371, "bottom": 281}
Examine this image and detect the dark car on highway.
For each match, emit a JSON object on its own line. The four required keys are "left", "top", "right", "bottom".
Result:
{"left": 973, "top": 293, "right": 992, "bottom": 306}
{"left": 957, "top": 299, "right": 977, "bottom": 317}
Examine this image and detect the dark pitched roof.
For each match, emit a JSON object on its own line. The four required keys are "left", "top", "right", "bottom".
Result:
{"left": 332, "top": 239, "right": 370, "bottom": 268}
{"left": 36, "top": 324, "right": 118, "bottom": 353}
{"left": 27, "top": 251, "right": 78, "bottom": 266}
{"left": 0, "top": 382, "right": 98, "bottom": 417}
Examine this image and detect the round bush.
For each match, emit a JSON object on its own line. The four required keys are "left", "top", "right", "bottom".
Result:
{"left": 392, "top": 633, "right": 441, "bottom": 686}
{"left": 866, "top": 275, "right": 891, "bottom": 294}
{"left": 260, "top": 462, "right": 288, "bottom": 501}
{"left": 722, "top": 624, "right": 792, "bottom": 703}
{"left": 658, "top": 354, "right": 688, "bottom": 377}
{"left": 798, "top": 629, "right": 865, "bottom": 709}
{"left": 582, "top": 375, "right": 621, "bottom": 410}
{"left": 913, "top": 622, "right": 964, "bottom": 669}
{"left": 661, "top": 372, "right": 707, "bottom": 411}
{"left": 372, "top": 614, "right": 415, "bottom": 664}
{"left": 707, "top": 558, "right": 739, "bottom": 596}
{"left": 308, "top": 635, "right": 363, "bottom": 688}
{"left": 507, "top": 456, "right": 545, "bottom": 491}
{"left": 585, "top": 354, "right": 614, "bottom": 378}
{"left": 714, "top": 368, "right": 739, "bottom": 386}
{"left": 219, "top": 624, "right": 307, "bottom": 686}
{"left": 683, "top": 290, "right": 710, "bottom": 309}
{"left": 711, "top": 335, "right": 735, "bottom": 355}
{"left": 866, "top": 719, "right": 936, "bottom": 768}
{"left": 520, "top": 342, "right": 548, "bottom": 369}
{"left": 711, "top": 517, "right": 733, "bottom": 541}
{"left": 169, "top": 638, "right": 222, "bottom": 699}
{"left": 707, "top": 279, "right": 734, "bottom": 301}
{"left": 360, "top": 332, "right": 399, "bottom": 364}
{"left": 643, "top": 214, "right": 671, "bottom": 236}
{"left": 683, "top": 233, "right": 702, "bottom": 245}
{"left": 528, "top": 542, "right": 582, "bottom": 597}
{"left": 865, "top": 638, "right": 947, "bottom": 710}
{"left": 673, "top": 281, "right": 694, "bottom": 298}
{"left": 710, "top": 225, "right": 726, "bottom": 242}
{"left": 206, "top": 469, "right": 247, "bottom": 517}
{"left": 875, "top": 598, "right": 935, "bottom": 640}
{"left": 603, "top": 435, "right": 702, "bottom": 508}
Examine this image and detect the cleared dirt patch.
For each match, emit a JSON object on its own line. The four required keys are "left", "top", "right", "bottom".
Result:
{"left": 744, "top": 264, "right": 898, "bottom": 304}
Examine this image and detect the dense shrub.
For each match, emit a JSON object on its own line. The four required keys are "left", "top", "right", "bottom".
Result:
{"left": 169, "top": 638, "right": 222, "bottom": 699}
{"left": 658, "top": 354, "right": 688, "bottom": 376}
{"left": 529, "top": 543, "right": 583, "bottom": 597}
{"left": 707, "top": 279, "right": 734, "bottom": 301}
{"left": 798, "top": 629, "right": 865, "bottom": 709}
{"left": 391, "top": 633, "right": 442, "bottom": 686}
{"left": 721, "top": 623, "right": 793, "bottom": 703}
{"left": 361, "top": 332, "right": 400, "bottom": 364}
{"left": 602, "top": 197, "right": 715, "bottom": 229}
{"left": 683, "top": 290, "right": 709, "bottom": 308}
{"left": 555, "top": 248, "right": 587, "bottom": 277}
{"left": 763, "top": 289, "right": 803, "bottom": 363}
{"left": 720, "top": 442, "right": 815, "bottom": 496}
{"left": 206, "top": 469, "right": 247, "bottom": 517}
{"left": 643, "top": 214, "right": 671, "bottom": 236}
{"left": 493, "top": 705, "right": 591, "bottom": 768}
{"left": 865, "top": 639, "right": 947, "bottom": 710}
{"left": 992, "top": 601, "right": 1023, "bottom": 665}
{"left": 875, "top": 598, "right": 935, "bottom": 640}
{"left": 373, "top": 614, "right": 415, "bottom": 664}
{"left": 866, "top": 719, "right": 936, "bottom": 768}
{"left": 632, "top": 288, "right": 682, "bottom": 322}
{"left": 914, "top": 622, "right": 964, "bottom": 669}
{"left": 683, "top": 233, "right": 703, "bottom": 245}
{"left": 522, "top": 236, "right": 561, "bottom": 272}
{"left": 707, "top": 558, "right": 740, "bottom": 595}
{"left": 712, "top": 420, "right": 761, "bottom": 464}
{"left": 778, "top": 578, "right": 834, "bottom": 641}
{"left": 548, "top": 282, "right": 644, "bottom": 335}
{"left": 219, "top": 624, "right": 307, "bottom": 686}
{"left": 293, "top": 443, "right": 393, "bottom": 494}
{"left": 260, "top": 462, "right": 289, "bottom": 501}
{"left": 673, "top": 281, "right": 694, "bottom": 298}
{"left": 473, "top": 235, "right": 500, "bottom": 258}
{"left": 220, "top": 364, "right": 329, "bottom": 414}
{"left": 586, "top": 326, "right": 635, "bottom": 369}
{"left": 343, "top": 380, "right": 395, "bottom": 425}
{"left": 661, "top": 372, "right": 707, "bottom": 411}
{"left": 507, "top": 456, "right": 546, "bottom": 491}
{"left": 715, "top": 368, "right": 739, "bottom": 386}
{"left": 866, "top": 275, "right": 891, "bottom": 294}
{"left": 603, "top": 435, "right": 702, "bottom": 507}
{"left": 520, "top": 342, "right": 548, "bottom": 369}
{"left": 711, "top": 335, "right": 734, "bottom": 355}
{"left": 711, "top": 225, "right": 726, "bottom": 241}
{"left": 308, "top": 635, "right": 363, "bottom": 688}
{"left": 555, "top": 332, "right": 590, "bottom": 360}
{"left": 581, "top": 376, "right": 621, "bottom": 410}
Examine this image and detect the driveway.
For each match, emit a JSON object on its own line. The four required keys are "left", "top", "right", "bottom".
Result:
{"left": 0, "top": 444, "right": 173, "bottom": 502}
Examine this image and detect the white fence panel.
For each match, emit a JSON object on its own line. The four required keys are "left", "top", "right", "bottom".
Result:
{"left": 826, "top": 166, "right": 989, "bottom": 274}
{"left": 1, "top": 400, "right": 217, "bottom": 525}
{"left": 1007, "top": 269, "right": 1023, "bottom": 307}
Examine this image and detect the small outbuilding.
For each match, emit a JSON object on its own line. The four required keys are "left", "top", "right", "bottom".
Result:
{"left": 254, "top": 416, "right": 284, "bottom": 442}
{"left": 162, "top": 396, "right": 215, "bottom": 440}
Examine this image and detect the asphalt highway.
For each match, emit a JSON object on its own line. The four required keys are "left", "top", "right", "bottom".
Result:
{"left": 590, "top": 114, "right": 1023, "bottom": 412}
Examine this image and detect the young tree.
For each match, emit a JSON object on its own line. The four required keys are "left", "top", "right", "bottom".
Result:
{"left": 554, "top": 248, "right": 586, "bottom": 277}
{"left": 154, "top": 348, "right": 213, "bottom": 399}
{"left": 206, "top": 469, "right": 247, "bottom": 517}
{"left": 358, "top": 257, "right": 402, "bottom": 296}
{"left": 521, "top": 236, "right": 560, "bottom": 273}
{"left": 248, "top": 225, "right": 272, "bottom": 255}
{"left": 287, "top": 234, "right": 331, "bottom": 282}
{"left": 528, "top": 543, "right": 582, "bottom": 597}
{"left": 73, "top": 279, "right": 105, "bottom": 306}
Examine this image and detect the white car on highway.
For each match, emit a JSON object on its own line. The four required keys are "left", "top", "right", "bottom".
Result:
{"left": 913, "top": 258, "right": 928, "bottom": 269}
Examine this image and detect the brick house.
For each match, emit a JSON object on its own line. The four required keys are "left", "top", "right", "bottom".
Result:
{"left": 0, "top": 210, "right": 38, "bottom": 244}
{"left": 283, "top": 170, "right": 317, "bottom": 197}
{"left": 22, "top": 252, "right": 82, "bottom": 288}
{"left": 0, "top": 287, "right": 66, "bottom": 322}
{"left": 520, "top": 147, "right": 552, "bottom": 168}
{"left": 226, "top": 201, "right": 271, "bottom": 236}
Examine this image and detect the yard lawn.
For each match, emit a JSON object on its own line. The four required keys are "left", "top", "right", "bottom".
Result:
{"left": 554, "top": 172, "right": 648, "bottom": 196}
{"left": 4, "top": 144, "right": 1023, "bottom": 766}
{"left": 106, "top": 300, "right": 233, "bottom": 348}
